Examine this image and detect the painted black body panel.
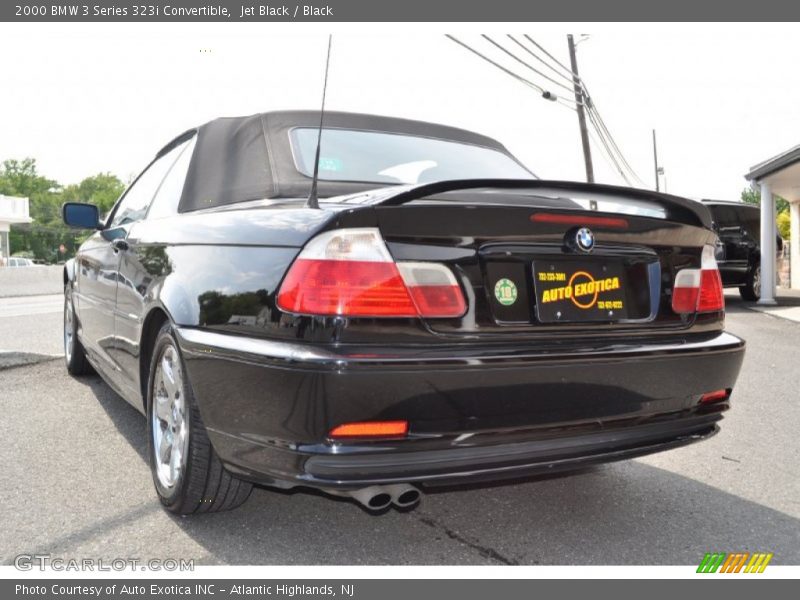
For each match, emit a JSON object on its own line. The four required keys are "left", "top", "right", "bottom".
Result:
{"left": 70, "top": 189, "right": 742, "bottom": 453}
{"left": 176, "top": 327, "right": 743, "bottom": 488}
{"left": 65, "top": 113, "right": 744, "bottom": 493}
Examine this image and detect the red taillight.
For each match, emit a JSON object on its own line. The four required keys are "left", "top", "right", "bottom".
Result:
{"left": 329, "top": 420, "right": 409, "bottom": 439}
{"left": 698, "top": 269, "right": 724, "bottom": 312}
{"left": 277, "top": 259, "right": 417, "bottom": 317}
{"left": 407, "top": 285, "right": 466, "bottom": 317}
{"left": 671, "top": 284, "right": 700, "bottom": 314}
{"left": 397, "top": 262, "right": 466, "bottom": 318}
{"left": 276, "top": 228, "right": 466, "bottom": 318}
{"left": 672, "top": 245, "right": 725, "bottom": 314}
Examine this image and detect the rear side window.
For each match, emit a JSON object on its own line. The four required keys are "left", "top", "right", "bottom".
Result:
{"left": 739, "top": 209, "right": 760, "bottom": 239}
{"left": 108, "top": 141, "right": 189, "bottom": 228}
{"left": 711, "top": 206, "right": 740, "bottom": 230}
{"left": 148, "top": 136, "right": 196, "bottom": 220}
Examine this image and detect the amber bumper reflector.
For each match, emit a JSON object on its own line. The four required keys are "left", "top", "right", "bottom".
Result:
{"left": 329, "top": 420, "right": 409, "bottom": 439}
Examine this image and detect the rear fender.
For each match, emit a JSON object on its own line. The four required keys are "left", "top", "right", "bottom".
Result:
{"left": 135, "top": 244, "right": 302, "bottom": 329}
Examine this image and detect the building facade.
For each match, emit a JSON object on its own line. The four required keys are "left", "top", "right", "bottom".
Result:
{"left": 0, "top": 194, "right": 32, "bottom": 265}
{"left": 745, "top": 145, "right": 800, "bottom": 299}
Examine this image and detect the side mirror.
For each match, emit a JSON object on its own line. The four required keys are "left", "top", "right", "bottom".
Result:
{"left": 62, "top": 202, "right": 100, "bottom": 229}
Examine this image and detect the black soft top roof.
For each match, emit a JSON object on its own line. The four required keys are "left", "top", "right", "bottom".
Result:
{"left": 171, "top": 110, "right": 519, "bottom": 212}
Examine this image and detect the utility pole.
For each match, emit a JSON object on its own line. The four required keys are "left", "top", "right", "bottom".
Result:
{"left": 567, "top": 34, "right": 594, "bottom": 183}
{"left": 652, "top": 129, "right": 660, "bottom": 192}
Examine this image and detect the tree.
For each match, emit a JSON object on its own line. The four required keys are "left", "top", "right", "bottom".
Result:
{"left": 741, "top": 186, "right": 790, "bottom": 214}
{"left": 1, "top": 158, "right": 125, "bottom": 262}
{"left": 61, "top": 172, "right": 125, "bottom": 215}
{"left": 777, "top": 211, "right": 791, "bottom": 240}
{"left": 0, "top": 158, "right": 56, "bottom": 198}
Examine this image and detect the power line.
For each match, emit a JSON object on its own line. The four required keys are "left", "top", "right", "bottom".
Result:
{"left": 586, "top": 120, "right": 630, "bottom": 186}
{"left": 585, "top": 109, "right": 633, "bottom": 186}
{"left": 556, "top": 98, "right": 578, "bottom": 111}
{"left": 446, "top": 34, "right": 547, "bottom": 95}
{"left": 524, "top": 34, "right": 645, "bottom": 187}
{"left": 523, "top": 34, "right": 577, "bottom": 78}
{"left": 448, "top": 33, "right": 645, "bottom": 188}
{"left": 481, "top": 35, "right": 574, "bottom": 93}
{"left": 586, "top": 98, "right": 646, "bottom": 187}
{"left": 507, "top": 35, "right": 576, "bottom": 85}
{"left": 585, "top": 97, "right": 646, "bottom": 186}
{"left": 522, "top": 34, "right": 594, "bottom": 103}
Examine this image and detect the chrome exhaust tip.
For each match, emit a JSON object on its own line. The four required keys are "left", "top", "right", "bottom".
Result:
{"left": 322, "top": 484, "right": 420, "bottom": 512}
{"left": 385, "top": 483, "right": 421, "bottom": 508}
{"left": 348, "top": 486, "right": 393, "bottom": 512}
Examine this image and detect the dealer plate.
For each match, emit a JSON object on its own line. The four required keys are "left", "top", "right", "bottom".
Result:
{"left": 533, "top": 259, "right": 629, "bottom": 323}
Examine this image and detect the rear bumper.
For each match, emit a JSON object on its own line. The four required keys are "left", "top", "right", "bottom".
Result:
{"left": 307, "top": 421, "right": 721, "bottom": 487}
{"left": 177, "top": 328, "right": 744, "bottom": 489}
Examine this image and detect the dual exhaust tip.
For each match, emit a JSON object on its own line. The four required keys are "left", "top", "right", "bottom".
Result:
{"left": 346, "top": 484, "right": 421, "bottom": 512}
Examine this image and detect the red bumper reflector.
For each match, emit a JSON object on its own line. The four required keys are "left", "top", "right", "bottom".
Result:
{"left": 329, "top": 420, "right": 409, "bottom": 439}
{"left": 700, "top": 389, "right": 729, "bottom": 403}
{"left": 530, "top": 212, "right": 629, "bottom": 229}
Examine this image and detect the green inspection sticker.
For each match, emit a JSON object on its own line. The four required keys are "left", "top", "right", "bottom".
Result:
{"left": 318, "top": 157, "right": 343, "bottom": 172}
{"left": 494, "top": 278, "right": 518, "bottom": 306}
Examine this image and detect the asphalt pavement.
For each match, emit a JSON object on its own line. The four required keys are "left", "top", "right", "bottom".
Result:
{"left": 1, "top": 291, "right": 798, "bottom": 565}
{"left": 0, "top": 294, "right": 63, "bottom": 356}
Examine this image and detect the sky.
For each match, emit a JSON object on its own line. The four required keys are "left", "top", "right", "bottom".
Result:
{"left": 1, "top": 22, "right": 799, "bottom": 201}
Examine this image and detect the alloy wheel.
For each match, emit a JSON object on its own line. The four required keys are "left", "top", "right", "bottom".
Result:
{"left": 753, "top": 266, "right": 761, "bottom": 298}
{"left": 151, "top": 345, "right": 189, "bottom": 490}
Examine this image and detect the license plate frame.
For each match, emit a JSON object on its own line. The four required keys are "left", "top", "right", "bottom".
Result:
{"left": 532, "top": 259, "right": 630, "bottom": 323}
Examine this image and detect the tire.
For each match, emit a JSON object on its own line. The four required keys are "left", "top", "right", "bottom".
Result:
{"left": 146, "top": 322, "right": 252, "bottom": 514}
{"left": 64, "top": 287, "right": 93, "bottom": 376}
{"left": 739, "top": 264, "right": 761, "bottom": 302}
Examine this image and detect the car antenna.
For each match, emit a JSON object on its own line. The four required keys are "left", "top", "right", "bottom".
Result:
{"left": 306, "top": 35, "right": 332, "bottom": 210}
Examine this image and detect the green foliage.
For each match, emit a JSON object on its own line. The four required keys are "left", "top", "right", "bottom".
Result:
{"left": 0, "top": 158, "right": 56, "bottom": 198}
{"left": 61, "top": 173, "right": 125, "bottom": 215}
{"left": 740, "top": 186, "right": 790, "bottom": 214}
{"left": 777, "top": 211, "right": 791, "bottom": 240}
{"left": 1, "top": 158, "right": 125, "bottom": 263}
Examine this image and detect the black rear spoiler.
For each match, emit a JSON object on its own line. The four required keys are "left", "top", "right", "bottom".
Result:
{"left": 356, "top": 179, "right": 712, "bottom": 230}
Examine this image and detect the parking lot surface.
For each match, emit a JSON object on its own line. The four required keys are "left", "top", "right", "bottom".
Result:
{"left": 1, "top": 292, "right": 798, "bottom": 565}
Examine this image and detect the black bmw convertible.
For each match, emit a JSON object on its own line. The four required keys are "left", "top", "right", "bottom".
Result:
{"left": 62, "top": 111, "right": 745, "bottom": 514}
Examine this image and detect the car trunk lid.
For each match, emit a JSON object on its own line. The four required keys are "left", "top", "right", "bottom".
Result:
{"left": 358, "top": 182, "right": 717, "bottom": 337}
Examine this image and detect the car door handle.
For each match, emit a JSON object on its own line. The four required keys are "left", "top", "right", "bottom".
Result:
{"left": 112, "top": 239, "right": 129, "bottom": 253}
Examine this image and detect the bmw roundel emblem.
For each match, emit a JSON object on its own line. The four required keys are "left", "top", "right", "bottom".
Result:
{"left": 575, "top": 227, "right": 595, "bottom": 252}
